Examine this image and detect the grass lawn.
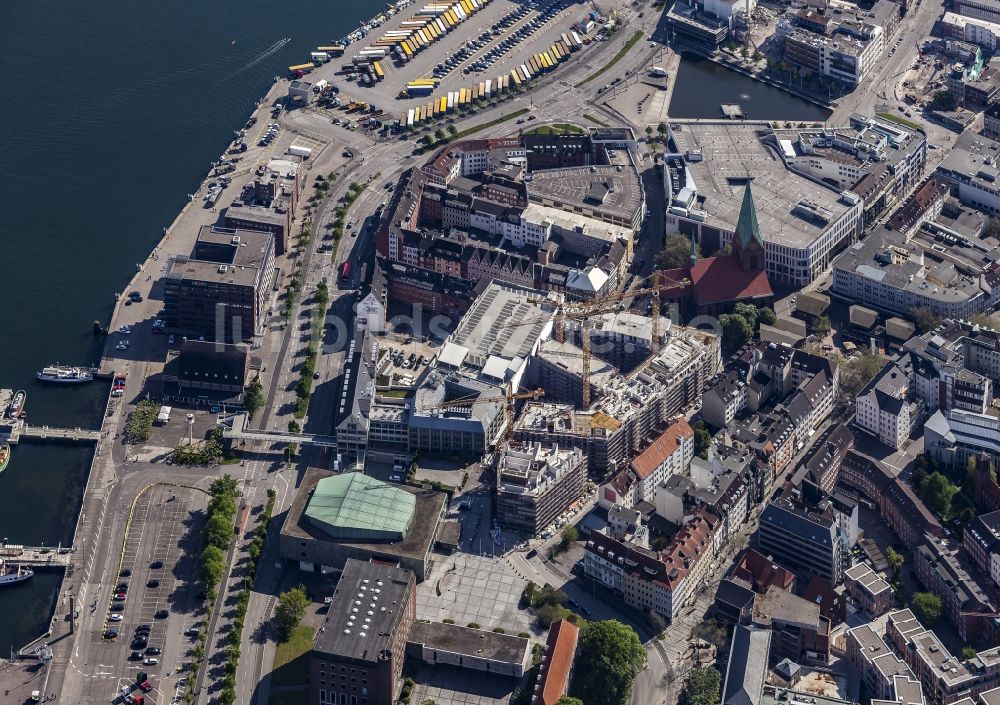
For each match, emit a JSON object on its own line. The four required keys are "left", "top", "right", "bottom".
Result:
{"left": 271, "top": 625, "right": 315, "bottom": 688}
{"left": 525, "top": 123, "right": 585, "bottom": 135}
{"left": 380, "top": 389, "right": 412, "bottom": 399}
{"left": 575, "top": 31, "right": 643, "bottom": 87}
{"left": 583, "top": 113, "right": 609, "bottom": 127}
{"left": 413, "top": 108, "right": 530, "bottom": 155}
{"left": 454, "top": 108, "right": 530, "bottom": 139}
{"left": 877, "top": 112, "right": 921, "bottom": 131}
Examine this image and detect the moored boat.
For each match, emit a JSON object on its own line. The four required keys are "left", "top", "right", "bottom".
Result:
{"left": 7, "top": 390, "right": 25, "bottom": 418}
{"left": 36, "top": 366, "right": 93, "bottom": 384}
{"left": 0, "top": 560, "right": 33, "bottom": 586}
{"left": 0, "top": 444, "right": 9, "bottom": 474}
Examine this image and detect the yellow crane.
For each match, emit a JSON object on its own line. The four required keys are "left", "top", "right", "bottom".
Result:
{"left": 529, "top": 272, "right": 691, "bottom": 406}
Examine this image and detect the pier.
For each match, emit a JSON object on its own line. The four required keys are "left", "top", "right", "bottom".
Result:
{"left": 0, "top": 545, "right": 75, "bottom": 569}
{"left": 1, "top": 418, "right": 101, "bottom": 445}
{"left": 0, "top": 388, "right": 103, "bottom": 445}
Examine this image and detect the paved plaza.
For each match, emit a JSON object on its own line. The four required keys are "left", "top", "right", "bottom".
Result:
{"left": 417, "top": 553, "right": 532, "bottom": 633}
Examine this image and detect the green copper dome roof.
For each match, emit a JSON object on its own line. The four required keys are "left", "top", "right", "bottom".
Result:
{"left": 304, "top": 473, "right": 415, "bottom": 542}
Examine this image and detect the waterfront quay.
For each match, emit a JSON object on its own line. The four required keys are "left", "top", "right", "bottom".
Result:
{"left": 0, "top": 2, "right": 680, "bottom": 703}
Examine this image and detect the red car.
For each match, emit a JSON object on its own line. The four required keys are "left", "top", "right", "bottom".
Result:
{"left": 139, "top": 680, "right": 152, "bottom": 693}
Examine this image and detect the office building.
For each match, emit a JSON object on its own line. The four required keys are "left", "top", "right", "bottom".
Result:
{"left": 162, "top": 225, "right": 275, "bottom": 342}
{"left": 496, "top": 443, "right": 587, "bottom": 535}
{"left": 757, "top": 496, "right": 850, "bottom": 585}
{"left": 844, "top": 563, "right": 895, "bottom": 617}
{"left": 310, "top": 560, "right": 416, "bottom": 705}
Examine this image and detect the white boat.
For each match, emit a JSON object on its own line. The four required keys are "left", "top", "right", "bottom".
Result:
{"left": 36, "top": 366, "right": 93, "bottom": 384}
{"left": 0, "top": 560, "right": 33, "bottom": 586}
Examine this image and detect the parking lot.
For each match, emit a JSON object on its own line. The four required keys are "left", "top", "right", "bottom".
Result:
{"left": 304, "top": 0, "right": 594, "bottom": 113}
{"left": 100, "top": 485, "right": 208, "bottom": 703}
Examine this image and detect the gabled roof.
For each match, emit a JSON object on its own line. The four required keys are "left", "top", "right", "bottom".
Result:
{"left": 690, "top": 255, "right": 773, "bottom": 307}
{"left": 722, "top": 626, "right": 772, "bottom": 705}
{"left": 534, "top": 620, "right": 580, "bottom": 705}
{"left": 630, "top": 418, "right": 693, "bottom": 480}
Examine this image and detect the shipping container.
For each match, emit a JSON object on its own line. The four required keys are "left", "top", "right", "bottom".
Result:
{"left": 447, "top": 92, "right": 455, "bottom": 110}
{"left": 402, "top": 41, "right": 414, "bottom": 57}
{"left": 288, "top": 63, "right": 314, "bottom": 73}
{"left": 439, "top": 96, "right": 448, "bottom": 113}
{"left": 406, "top": 109, "right": 415, "bottom": 127}
{"left": 485, "top": 79, "right": 492, "bottom": 97}
{"left": 373, "top": 62, "right": 385, "bottom": 80}
{"left": 319, "top": 45, "right": 346, "bottom": 56}
{"left": 510, "top": 70, "right": 522, "bottom": 87}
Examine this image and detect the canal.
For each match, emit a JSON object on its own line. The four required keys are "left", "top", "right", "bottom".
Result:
{"left": 669, "top": 53, "right": 832, "bottom": 122}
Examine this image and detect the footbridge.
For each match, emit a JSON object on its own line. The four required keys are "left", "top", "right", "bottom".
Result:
{"left": 218, "top": 413, "right": 338, "bottom": 448}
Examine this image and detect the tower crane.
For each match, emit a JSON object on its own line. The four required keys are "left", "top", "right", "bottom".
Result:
{"left": 530, "top": 272, "right": 691, "bottom": 406}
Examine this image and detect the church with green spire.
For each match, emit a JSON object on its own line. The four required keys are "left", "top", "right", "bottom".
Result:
{"left": 666, "top": 183, "right": 773, "bottom": 316}
{"left": 733, "top": 181, "right": 766, "bottom": 274}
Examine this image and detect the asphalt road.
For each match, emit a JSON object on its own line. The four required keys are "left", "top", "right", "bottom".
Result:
{"left": 49, "top": 1, "right": 897, "bottom": 701}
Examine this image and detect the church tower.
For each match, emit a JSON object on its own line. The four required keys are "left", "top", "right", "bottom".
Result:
{"left": 733, "top": 182, "right": 765, "bottom": 273}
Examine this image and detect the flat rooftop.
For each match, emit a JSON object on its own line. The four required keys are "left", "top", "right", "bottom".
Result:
{"left": 671, "top": 123, "right": 857, "bottom": 250}
{"left": 314, "top": 558, "right": 414, "bottom": 662}
{"left": 527, "top": 165, "right": 643, "bottom": 224}
{"left": 408, "top": 621, "right": 529, "bottom": 666}
{"left": 834, "top": 230, "right": 984, "bottom": 304}
{"left": 447, "top": 281, "right": 556, "bottom": 366}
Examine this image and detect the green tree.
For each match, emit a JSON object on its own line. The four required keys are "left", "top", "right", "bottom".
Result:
{"left": 657, "top": 122, "right": 667, "bottom": 136}
{"left": 692, "top": 419, "right": 712, "bottom": 458}
{"left": 244, "top": 376, "right": 265, "bottom": 420}
{"left": 740, "top": 46, "right": 749, "bottom": 59}
{"left": 690, "top": 619, "right": 728, "bottom": 650}
{"left": 920, "top": 471, "right": 959, "bottom": 518}
{"left": 720, "top": 313, "right": 753, "bottom": 353}
{"left": 963, "top": 646, "right": 979, "bottom": 660}
{"left": 886, "top": 546, "right": 904, "bottom": 581}
{"left": 201, "top": 545, "right": 226, "bottom": 586}
{"left": 447, "top": 124, "right": 458, "bottom": 137}
{"left": 556, "top": 698, "right": 584, "bottom": 705}
{"left": 752, "top": 50, "right": 763, "bottom": 62}
{"left": 434, "top": 128, "right": 445, "bottom": 142}
{"left": 571, "top": 620, "right": 646, "bottom": 705}
{"left": 287, "top": 420, "right": 301, "bottom": 434}
{"left": 911, "top": 592, "right": 944, "bottom": 625}
{"left": 681, "top": 667, "right": 722, "bottom": 705}
{"left": 645, "top": 126, "right": 653, "bottom": 138}
{"left": 656, "top": 233, "right": 699, "bottom": 269}
{"left": 211, "top": 474, "right": 239, "bottom": 498}
{"left": 757, "top": 306, "right": 776, "bottom": 326}
{"left": 732, "top": 302, "right": 760, "bottom": 331}
{"left": 910, "top": 306, "right": 942, "bottom": 334}
{"left": 560, "top": 525, "right": 579, "bottom": 548}
{"left": 840, "top": 352, "right": 886, "bottom": 397}
{"left": 274, "top": 585, "right": 309, "bottom": 641}
{"left": 930, "top": 89, "right": 958, "bottom": 111}
{"left": 814, "top": 315, "right": 831, "bottom": 336}
{"left": 205, "top": 511, "right": 234, "bottom": 551}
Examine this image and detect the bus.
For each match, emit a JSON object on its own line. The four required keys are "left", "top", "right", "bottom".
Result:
{"left": 341, "top": 261, "right": 352, "bottom": 282}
